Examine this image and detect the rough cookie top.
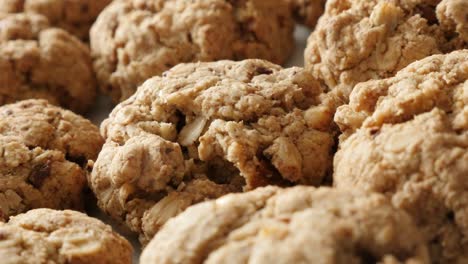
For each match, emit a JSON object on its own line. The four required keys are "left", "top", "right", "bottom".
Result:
{"left": 286, "top": 0, "right": 326, "bottom": 28}
{"left": 0, "top": 0, "right": 112, "bottom": 40}
{"left": 91, "top": 59, "right": 335, "bottom": 242}
{"left": 305, "top": 0, "right": 467, "bottom": 103}
{"left": 90, "top": 0, "right": 295, "bottom": 102}
{"left": 0, "top": 209, "right": 133, "bottom": 264}
{"left": 333, "top": 50, "right": 467, "bottom": 262}
{"left": 0, "top": 13, "right": 96, "bottom": 113}
{"left": 141, "top": 186, "right": 429, "bottom": 264}
{"left": 0, "top": 100, "right": 103, "bottom": 220}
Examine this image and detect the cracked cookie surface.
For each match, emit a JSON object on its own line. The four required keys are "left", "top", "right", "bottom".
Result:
{"left": 90, "top": 59, "right": 336, "bottom": 243}
{"left": 304, "top": 0, "right": 467, "bottom": 103}
{"left": 90, "top": 0, "right": 295, "bottom": 102}
{"left": 0, "top": 13, "right": 96, "bottom": 113}
{"left": 0, "top": 100, "right": 103, "bottom": 220}
{"left": 0, "top": 0, "right": 112, "bottom": 40}
{"left": 141, "top": 186, "right": 429, "bottom": 264}
{"left": 0, "top": 208, "right": 133, "bottom": 264}
{"left": 334, "top": 50, "right": 468, "bottom": 263}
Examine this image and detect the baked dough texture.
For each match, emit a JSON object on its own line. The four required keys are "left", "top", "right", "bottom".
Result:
{"left": 286, "top": 0, "right": 326, "bottom": 28}
{"left": 0, "top": 209, "right": 133, "bottom": 264}
{"left": 90, "top": 59, "right": 336, "bottom": 243}
{"left": 141, "top": 186, "right": 430, "bottom": 264}
{"left": 305, "top": 0, "right": 467, "bottom": 103}
{"left": 334, "top": 50, "right": 468, "bottom": 262}
{"left": 90, "top": 0, "right": 295, "bottom": 102}
{"left": 0, "top": 13, "right": 96, "bottom": 113}
{"left": 0, "top": 100, "right": 103, "bottom": 221}
{"left": 0, "top": 0, "right": 112, "bottom": 40}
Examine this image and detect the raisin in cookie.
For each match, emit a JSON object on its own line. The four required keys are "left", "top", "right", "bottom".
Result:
{"left": 305, "top": 0, "right": 467, "bottom": 103}
{"left": 333, "top": 50, "right": 468, "bottom": 262}
{"left": 90, "top": 0, "right": 295, "bottom": 102}
{"left": 0, "top": 209, "right": 133, "bottom": 264}
{"left": 286, "top": 0, "right": 326, "bottom": 28}
{"left": 140, "top": 186, "right": 429, "bottom": 264}
{"left": 0, "top": 100, "right": 103, "bottom": 220}
{"left": 90, "top": 59, "right": 336, "bottom": 243}
{"left": 0, "top": 0, "right": 112, "bottom": 41}
{"left": 0, "top": 13, "right": 96, "bottom": 113}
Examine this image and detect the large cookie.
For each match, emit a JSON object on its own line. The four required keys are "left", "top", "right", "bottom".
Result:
{"left": 90, "top": 0, "right": 295, "bottom": 102}
{"left": 90, "top": 59, "right": 336, "bottom": 242}
{"left": 0, "top": 0, "right": 112, "bottom": 40}
{"left": 286, "top": 0, "right": 326, "bottom": 28}
{"left": 0, "top": 13, "right": 96, "bottom": 113}
{"left": 141, "top": 186, "right": 429, "bottom": 264}
{"left": 0, "top": 209, "right": 133, "bottom": 264}
{"left": 333, "top": 50, "right": 468, "bottom": 262}
{"left": 0, "top": 100, "right": 103, "bottom": 220}
{"left": 305, "top": 0, "right": 467, "bottom": 103}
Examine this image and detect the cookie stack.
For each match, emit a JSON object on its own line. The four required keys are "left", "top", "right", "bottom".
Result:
{"left": 0, "top": 0, "right": 466, "bottom": 263}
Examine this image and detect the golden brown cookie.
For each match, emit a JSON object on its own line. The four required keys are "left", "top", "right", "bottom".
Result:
{"left": 0, "top": 209, "right": 133, "bottom": 264}
{"left": 90, "top": 0, "right": 295, "bottom": 102}
{"left": 0, "top": 100, "right": 103, "bottom": 220}
{"left": 305, "top": 0, "right": 467, "bottom": 103}
{"left": 90, "top": 59, "right": 336, "bottom": 243}
{"left": 334, "top": 50, "right": 468, "bottom": 262}
{"left": 141, "top": 186, "right": 430, "bottom": 264}
{"left": 0, "top": 13, "right": 96, "bottom": 113}
{"left": 0, "top": 0, "right": 112, "bottom": 40}
{"left": 286, "top": 0, "right": 326, "bottom": 28}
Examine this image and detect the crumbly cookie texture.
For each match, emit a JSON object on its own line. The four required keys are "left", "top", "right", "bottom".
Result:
{"left": 90, "top": 59, "right": 336, "bottom": 243}
{"left": 0, "top": 100, "right": 103, "bottom": 221}
{"left": 305, "top": 0, "right": 467, "bottom": 103}
{"left": 0, "top": 13, "right": 96, "bottom": 113}
{"left": 286, "top": 0, "right": 326, "bottom": 28}
{"left": 0, "top": 209, "right": 133, "bottom": 264}
{"left": 140, "top": 186, "right": 430, "bottom": 264}
{"left": 334, "top": 50, "right": 468, "bottom": 263}
{"left": 0, "top": 0, "right": 112, "bottom": 40}
{"left": 90, "top": 0, "right": 295, "bottom": 102}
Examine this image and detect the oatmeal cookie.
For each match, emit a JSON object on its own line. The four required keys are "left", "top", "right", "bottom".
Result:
{"left": 90, "top": 0, "right": 295, "bottom": 102}
{"left": 0, "top": 208, "right": 133, "bottom": 264}
{"left": 0, "top": 100, "right": 103, "bottom": 220}
{"left": 0, "top": 0, "right": 112, "bottom": 40}
{"left": 0, "top": 13, "right": 96, "bottom": 113}
{"left": 90, "top": 59, "right": 336, "bottom": 242}
{"left": 334, "top": 50, "right": 468, "bottom": 262}
{"left": 286, "top": 0, "right": 326, "bottom": 28}
{"left": 140, "top": 186, "right": 429, "bottom": 264}
{"left": 305, "top": 0, "right": 467, "bottom": 103}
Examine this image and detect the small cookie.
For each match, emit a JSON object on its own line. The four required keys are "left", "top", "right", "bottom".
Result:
{"left": 304, "top": 0, "right": 467, "bottom": 103}
{"left": 0, "top": 13, "right": 96, "bottom": 113}
{"left": 334, "top": 50, "right": 467, "bottom": 262}
{"left": 0, "top": 100, "right": 103, "bottom": 220}
{"left": 0, "top": 0, "right": 112, "bottom": 40}
{"left": 140, "top": 186, "right": 429, "bottom": 264}
{"left": 286, "top": 0, "right": 326, "bottom": 28}
{"left": 90, "top": 0, "right": 295, "bottom": 102}
{"left": 0, "top": 208, "right": 133, "bottom": 264}
{"left": 90, "top": 59, "right": 336, "bottom": 242}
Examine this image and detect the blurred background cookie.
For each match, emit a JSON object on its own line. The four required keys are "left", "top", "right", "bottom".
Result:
{"left": 90, "top": 0, "right": 295, "bottom": 102}
{"left": 141, "top": 186, "right": 429, "bottom": 264}
{"left": 0, "top": 0, "right": 112, "bottom": 41}
{"left": 1, "top": 209, "right": 132, "bottom": 264}
{"left": 0, "top": 100, "right": 103, "bottom": 220}
{"left": 334, "top": 50, "right": 468, "bottom": 263}
{"left": 90, "top": 59, "right": 336, "bottom": 243}
{"left": 0, "top": 13, "right": 96, "bottom": 113}
{"left": 286, "top": 0, "right": 326, "bottom": 28}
